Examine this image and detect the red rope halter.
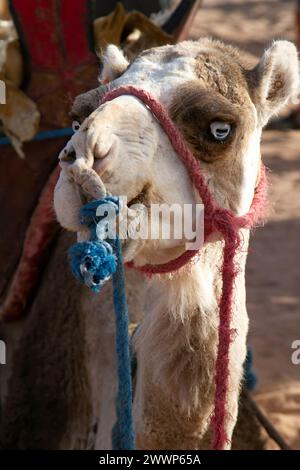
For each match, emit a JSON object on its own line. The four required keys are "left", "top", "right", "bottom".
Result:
{"left": 101, "top": 85, "right": 268, "bottom": 449}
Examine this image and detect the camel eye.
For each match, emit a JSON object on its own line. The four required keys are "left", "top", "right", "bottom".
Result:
{"left": 210, "top": 121, "right": 231, "bottom": 141}
{"left": 72, "top": 120, "right": 81, "bottom": 133}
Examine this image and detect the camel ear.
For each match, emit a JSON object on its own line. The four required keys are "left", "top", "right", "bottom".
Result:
{"left": 71, "top": 88, "right": 102, "bottom": 122}
{"left": 99, "top": 45, "right": 129, "bottom": 82}
{"left": 250, "top": 41, "right": 300, "bottom": 126}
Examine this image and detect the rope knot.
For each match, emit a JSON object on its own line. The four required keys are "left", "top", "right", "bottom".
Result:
{"left": 80, "top": 196, "right": 119, "bottom": 235}
{"left": 69, "top": 240, "right": 116, "bottom": 292}
{"left": 206, "top": 208, "right": 242, "bottom": 252}
{"left": 69, "top": 196, "right": 120, "bottom": 292}
{"left": 209, "top": 208, "right": 236, "bottom": 234}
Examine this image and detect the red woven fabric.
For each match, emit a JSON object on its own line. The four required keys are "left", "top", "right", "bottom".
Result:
{"left": 101, "top": 86, "right": 268, "bottom": 449}
{"left": 12, "top": 0, "right": 92, "bottom": 71}
{"left": 12, "top": 0, "right": 95, "bottom": 99}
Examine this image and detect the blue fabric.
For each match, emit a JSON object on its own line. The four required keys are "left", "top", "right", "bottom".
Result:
{"left": 68, "top": 196, "right": 135, "bottom": 450}
{"left": 0, "top": 128, "right": 74, "bottom": 146}
{"left": 244, "top": 347, "right": 257, "bottom": 391}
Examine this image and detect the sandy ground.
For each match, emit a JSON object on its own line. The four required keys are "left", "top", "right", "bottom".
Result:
{"left": 190, "top": 0, "right": 300, "bottom": 449}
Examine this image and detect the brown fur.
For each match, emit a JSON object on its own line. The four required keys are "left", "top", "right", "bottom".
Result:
{"left": 169, "top": 80, "right": 256, "bottom": 212}
{"left": 169, "top": 81, "right": 245, "bottom": 163}
{"left": 0, "top": 232, "right": 91, "bottom": 449}
{"left": 70, "top": 86, "right": 106, "bottom": 124}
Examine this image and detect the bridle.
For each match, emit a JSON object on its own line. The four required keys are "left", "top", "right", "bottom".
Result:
{"left": 101, "top": 85, "right": 268, "bottom": 449}
{"left": 101, "top": 86, "right": 267, "bottom": 275}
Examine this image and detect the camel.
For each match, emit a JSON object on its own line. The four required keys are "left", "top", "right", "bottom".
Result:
{"left": 0, "top": 38, "right": 298, "bottom": 450}
{"left": 53, "top": 38, "right": 299, "bottom": 449}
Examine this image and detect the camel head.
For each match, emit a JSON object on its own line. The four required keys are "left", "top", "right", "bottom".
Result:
{"left": 54, "top": 38, "right": 299, "bottom": 265}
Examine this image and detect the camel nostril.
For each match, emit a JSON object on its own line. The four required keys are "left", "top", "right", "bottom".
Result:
{"left": 61, "top": 149, "right": 76, "bottom": 163}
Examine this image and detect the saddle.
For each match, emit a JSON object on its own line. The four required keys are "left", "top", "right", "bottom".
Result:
{"left": 0, "top": 0, "right": 99, "bottom": 316}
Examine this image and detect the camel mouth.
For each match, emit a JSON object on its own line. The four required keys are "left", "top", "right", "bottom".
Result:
{"left": 77, "top": 185, "right": 147, "bottom": 217}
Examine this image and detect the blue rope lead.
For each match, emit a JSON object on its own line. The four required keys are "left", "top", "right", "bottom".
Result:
{"left": 111, "top": 236, "right": 135, "bottom": 450}
{"left": 69, "top": 196, "right": 135, "bottom": 450}
{"left": 0, "top": 127, "right": 74, "bottom": 146}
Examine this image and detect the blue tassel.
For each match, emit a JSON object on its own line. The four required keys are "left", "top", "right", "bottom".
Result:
{"left": 69, "top": 241, "right": 116, "bottom": 293}
{"left": 69, "top": 196, "right": 120, "bottom": 292}
{"left": 111, "top": 236, "right": 135, "bottom": 450}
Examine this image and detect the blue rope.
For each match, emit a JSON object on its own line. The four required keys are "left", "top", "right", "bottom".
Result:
{"left": 69, "top": 196, "right": 135, "bottom": 450}
{"left": 244, "top": 347, "right": 257, "bottom": 391}
{"left": 111, "top": 236, "right": 135, "bottom": 450}
{"left": 0, "top": 127, "right": 74, "bottom": 146}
